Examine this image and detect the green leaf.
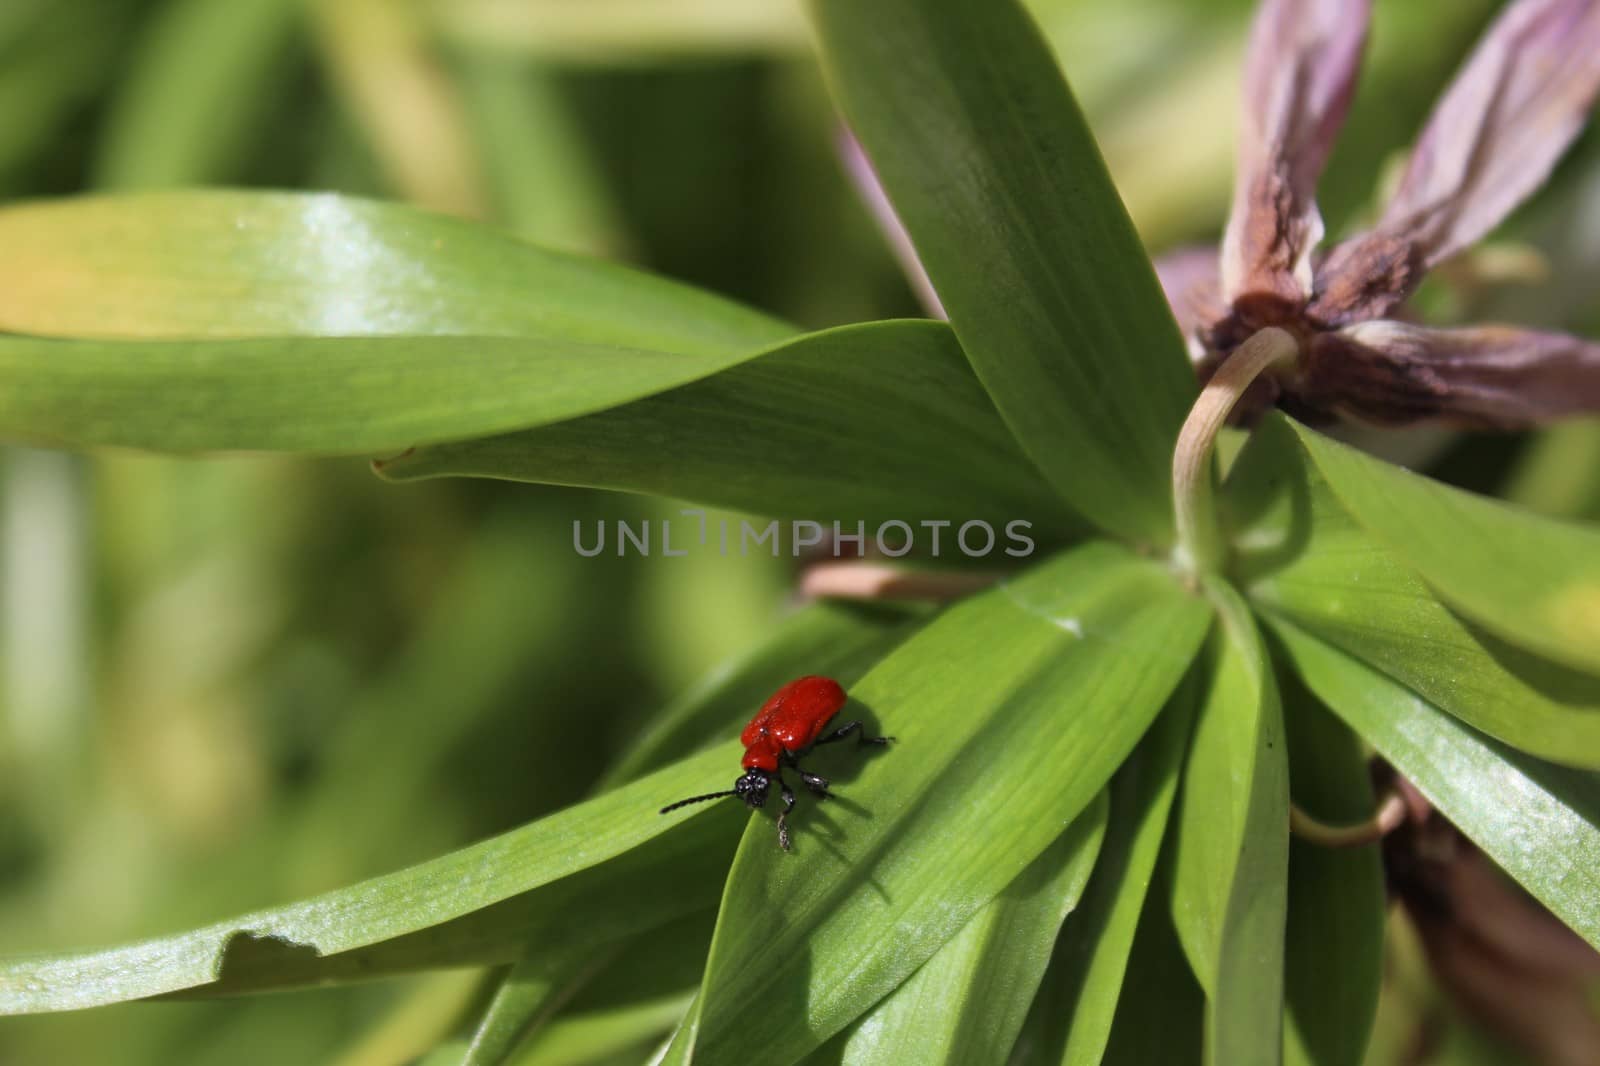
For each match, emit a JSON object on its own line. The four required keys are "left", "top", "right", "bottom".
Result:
{"left": 514, "top": 993, "right": 695, "bottom": 1066}
{"left": 463, "top": 911, "right": 713, "bottom": 1066}
{"left": 1504, "top": 421, "right": 1600, "bottom": 522}
{"left": 1271, "top": 621, "right": 1600, "bottom": 953}
{"left": 1226, "top": 415, "right": 1600, "bottom": 769}
{"left": 332, "top": 971, "right": 486, "bottom": 1066}
{"left": 454, "top": 53, "right": 628, "bottom": 257}
{"left": 1284, "top": 418, "right": 1600, "bottom": 675}
{"left": 805, "top": 0, "right": 1194, "bottom": 546}
{"left": 190, "top": 818, "right": 732, "bottom": 1007}
{"left": 553, "top": 909, "right": 714, "bottom": 1018}
{"left": 0, "top": 334, "right": 766, "bottom": 456}
{"left": 654, "top": 994, "right": 702, "bottom": 1066}
{"left": 1009, "top": 690, "right": 1195, "bottom": 1066}
{"left": 603, "top": 601, "right": 926, "bottom": 789}
{"left": 92, "top": 0, "right": 304, "bottom": 188}
{"left": 472, "top": 599, "right": 919, "bottom": 1065}
{"left": 1279, "top": 674, "right": 1384, "bottom": 1066}
{"left": 671, "top": 542, "right": 1213, "bottom": 1063}
{"left": 0, "top": 191, "right": 790, "bottom": 353}
{"left": 1100, "top": 883, "right": 1204, "bottom": 1066}
{"left": 827, "top": 797, "right": 1107, "bottom": 1066}
{"left": 425, "top": 990, "right": 698, "bottom": 1066}
{"left": 1167, "top": 580, "right": 1289, "bottom": 1066}
{"left": 376, "top": 319, "right": 1084, "bottom": 531}
{"left": 0, "top": 746, "right": 745, "bottom": 1013}
{"left": 457, "top": 947, "right": 602, "bottom": 1066}
{"left": 0, "top": 1, "right": 136, "bottom": 182}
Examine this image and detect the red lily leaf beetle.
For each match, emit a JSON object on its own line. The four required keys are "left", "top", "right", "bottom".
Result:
{"left": 659, "top": 675, "right": 892, "bottom": 851}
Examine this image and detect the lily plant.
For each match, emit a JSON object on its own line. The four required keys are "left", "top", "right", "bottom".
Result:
{"left": 1, "top": 0, "right": 1599, "bottom": 1064}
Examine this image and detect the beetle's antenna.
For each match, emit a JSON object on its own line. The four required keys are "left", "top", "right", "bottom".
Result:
{"left": 659, "top": 790, "right": 737, "bottom": 814}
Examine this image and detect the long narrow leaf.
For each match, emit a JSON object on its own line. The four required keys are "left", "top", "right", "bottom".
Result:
{"left": 1100, "top": 886, "right": 1204, "bottom": 1066}
{"left": 1285, "top": 417, "right": 1600, "bottom": 675}
{"left": 1225, "top": 415, "right": 1600, "bottom": 768}
{"left": 0, "top": 192, "right": 790, "bottom": 353}
{"left": 0, "top": 745, "right": 744, "bottom": 1012}
{"left": 829, "top": 797, "right": 1108, "bottom": 1066}
{"left": 1279, "top": 674, "right": 1384, "bottom": 1066}
{"left": 515, "top": 993, "right": 696, "bottom": 1066}
{"left": 1010, "top": 688, "right": 1195, "bottom": 1066}
{"left": 376, "top": 320, "right": 1083, "bottom": 531}
{"left": 92, "top": 0, "right": 303, "bottom": 188}
{"left": 461, "top": 909, "right": 714, "bottom": 1066}
{"left": 671, "top": 543, "right": 1213, "bottom": 1063}
{"left": 1167, "top": 580, "right": 1289, "bottom": 1066}
{"left": 475, "top": 600, "right": 923, "bottom": 1064}
{"left": 805, "top": 0, "right": 1195, "bottom": 546}
{"left": 1271, "top": 621, "right": 1600, "bottom": 953}
{"left": 454, "top": 53, "right": 627, "bottom": 256}
{"left": 458, "top": 946, "right": 604, "bottom": 1066}
{"left": 0, "top": 334, "right": 764, "bottom": 456}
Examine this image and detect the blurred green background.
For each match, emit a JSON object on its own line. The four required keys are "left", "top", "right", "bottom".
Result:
{"left": 1, "top": 0, "right": 1596, "bottom": 1062}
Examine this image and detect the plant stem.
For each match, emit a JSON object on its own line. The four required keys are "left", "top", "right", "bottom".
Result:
{"left": 1289, "top": 791, "right": 1408, "bottom": 849}
{"left": 1171, "top": 326, "right": 1298, "bottom": 576}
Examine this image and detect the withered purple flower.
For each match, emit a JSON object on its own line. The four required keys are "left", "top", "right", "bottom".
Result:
{"left": 838, "top": 0, "right": 1600, "bottom": 428}
{"left": 1172, "top": 0, "right": 1600, "bottom": 428}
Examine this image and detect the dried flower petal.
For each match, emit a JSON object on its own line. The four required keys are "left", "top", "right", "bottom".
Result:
{"left": 1313, "top": 0, "right": 1600, "bottom": 325}
{"left": 800, "top": 562, "right": 998, "bottom": 602}
{"left": 1153, "top": 245, "right": 1224, "bottom": 361}
{"left": 1301, "top": 320, "right": 1600, "bottom": 427}
{"left": 837, "top": 128, "right": 947, "bottom": 319}
{"left": 1220, "top": 0, "right": 1369, "bottom": 318}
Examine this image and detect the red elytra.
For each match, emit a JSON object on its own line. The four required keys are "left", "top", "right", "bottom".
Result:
{"left": 659, "top": 675, "right": 891, "bottom": 851}
{"left": 739, "top": 675, "right": 848, "bottom": 772}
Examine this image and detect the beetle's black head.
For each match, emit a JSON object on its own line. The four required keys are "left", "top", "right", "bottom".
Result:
{"left": 732, "top": 769, "right": 770, "bottom": 809}
{"left": 659, "top": 768, "right": 772, "bottom": 817}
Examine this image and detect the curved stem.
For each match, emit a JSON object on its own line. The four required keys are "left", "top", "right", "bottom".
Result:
{"left": 1172, "top": 327, "right": 1299, "bottom": 576}
{"left": 1289, "top": 790, "right": 1408, "bottom": 849}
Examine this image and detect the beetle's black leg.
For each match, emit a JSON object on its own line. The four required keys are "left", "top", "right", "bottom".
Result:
{"left": 796, "top": 768, "right": 834, "bottom": 799}
{"left": 815, "top": 720, "right": 894, "bottom": 748}
{"left": 775, "top": 772, "right": 797, "bottom": 851}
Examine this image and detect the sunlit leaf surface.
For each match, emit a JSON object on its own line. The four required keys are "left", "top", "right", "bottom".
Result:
{"left": 1226, "top": 415, "right": 1600, "bottom": 768}
{"left": 671, "top": 543, "right": 1212, "bottom": 1063}
{"left": 821, "top": 798, "right": 1106, "bottom": 1066}
{"left": 806, "top": 0, "right": 1195, "bottom": 546}
{"left": 1287, "top": 418, "right": 1600, "bottom": 675}
{"left": 1272, "top": 622, "right": 1600, "bottom": 953}
{"left": 0, "top": 747, "right": 745, "bottom": 1012}
{"left": 0, "top": 192, "right": 789, "bottom": 352}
